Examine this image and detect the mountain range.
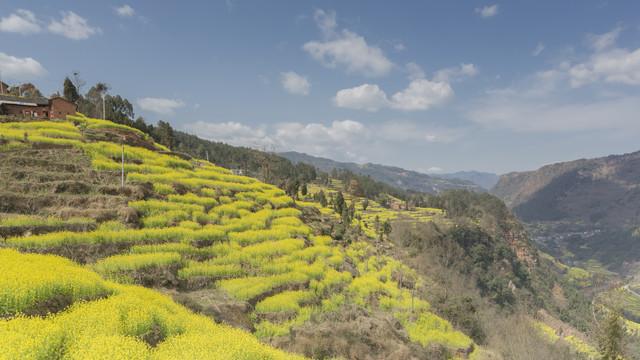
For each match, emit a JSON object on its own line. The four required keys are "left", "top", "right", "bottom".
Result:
{"left": 280, "top": 151, "right": 498, "bottom": 194}
{"left": 491, "top": 150, "right": 640, "bottom": 271}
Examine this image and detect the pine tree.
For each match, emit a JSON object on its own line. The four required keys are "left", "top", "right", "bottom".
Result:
{"left": 598, "top": 309, "right": 623, "bottom": 360}
{"left": 63, "top": 77, "right": 79, "bottom": 103}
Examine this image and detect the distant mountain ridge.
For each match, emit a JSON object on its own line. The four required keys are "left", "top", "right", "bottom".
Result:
{"left": 438, "top": 171, "right": 500, "bottom": 190}
{"left": 280, "top": 151, "right": 489, "bottom": 194}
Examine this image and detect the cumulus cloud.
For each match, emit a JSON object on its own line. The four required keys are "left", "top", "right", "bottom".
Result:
{"left": 48, "top": 11, "right": 100, "bottom": 40}
{"left": 334, "top": 63, "right": 454, "bottom": 112}
{"left": 333, "top": 84, "right": 389, "bottom": 111}
{"left": 390, "top": 79, "right": 453, "bottom": 111}
{"left": 137, "top": 97, "right": 186, "bottom": 115}
{"left": 434, "top": 63, "right": 479, "bottom": 83}
{"left": 303, "top": 9, "right": 393, "bottom": 77}
{"left": 0, "top": 51, "right": 47, "bottom": 80}
{"left": 0, "top": 9, "right": 42, "bottom": 35}
{"left": 115, "top": 5, "right": 135, "bottom": 17}
{"left": 281, "top": 71, "right": 310, "bottom": 95}
{"left": 475, "top": 5, "right": 499, "bottom": 18}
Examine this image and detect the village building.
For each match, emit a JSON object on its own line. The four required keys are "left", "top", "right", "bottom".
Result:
{"left": 0, "top": 82, "right": 8, "bottom": 94}
{"left": 0, "top": 94, "right": 77, "bottom": 119}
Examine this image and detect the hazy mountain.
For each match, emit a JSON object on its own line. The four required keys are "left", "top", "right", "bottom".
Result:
{"left": 280, "top": 151, "right": 486, "bottom": 194}
{"left": 438, "top": 171, "right": 500, "bottom": 190}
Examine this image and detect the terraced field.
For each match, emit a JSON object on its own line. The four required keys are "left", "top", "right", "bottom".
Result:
{"left": 0, "top": 115, "right": 486, "bottom": 359}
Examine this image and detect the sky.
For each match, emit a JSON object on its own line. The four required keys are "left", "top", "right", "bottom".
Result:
{"left": 2, "top": 1, "right": 640, "bottom": 175}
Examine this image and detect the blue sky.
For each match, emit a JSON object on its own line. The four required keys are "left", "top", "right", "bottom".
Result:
{"left": 2, "top": 1, "right": 640, "bottom": 175}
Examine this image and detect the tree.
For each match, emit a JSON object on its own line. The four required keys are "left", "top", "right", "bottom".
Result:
{"left": 348, "top": 179, "right": 364, "bottom": 197}
{"left": 300, "top": 183, "right": 308, "bottom": 196}
{"left": 286, "top": 178, "right": 300, "bottom": 199}
{"left": 598, "top": 308, "right": 624, "bottom": 360}
{"left": 362, "top": 198, "right": 369, "bottom": 211}
{"left": 334, "top": 191, "right": 345, "bottom": 216}
{"left": 105, "top": 94, "right": 134, "bottom": 124}
{"left": 19, "top": 83, "right": 42, "bottom": 98}
{"left": 71, "top": 71, "right": 86, "bottom": 94}
{"left": 63, "top": 77, "right": 79, "bottom": 103}
{"left": 379, "top": 219, "right": 392, "bottom": 241}
{"left": 313, "top": 190, "right": 327, "bottom": 207}
{"left": 153, "top": 120, "right": 175, "bottom": 150}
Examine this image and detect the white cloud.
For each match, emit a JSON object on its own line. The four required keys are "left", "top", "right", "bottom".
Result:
{"left": 115, "top": 5, "right": 135, "bottom": 17}
{"left": 569, "top": 47, "right": 640, "bottom": 87}
{"left": 587, "top": 25, "right": 622, "bottom": 51}
{"left": 273, "top": 120, "right": 369, "bottom": 156}
{"left": 434, "top": 63, "right": 479, "bottom": 83}
{"left": 0, "top": 51, "right": 47, "bottom": 80}
{"left": 334, "top": 77, "right": 453, "bottom": 112}
{"left": 185, "top": 119, "right": 368, "bottom": 160}
{"left": 390, "top": 79, "right": 453, "bottom": 111}
{"left": 137, "top": 97, "right": 186, "bottom": 115}
{"left": 0, "top": 9, "right": 42, "bottom": 35}
{"left": 565, "top": 27, "right": 640, "bottom": 88}
{"left": 427, "top": 167, "right": 443, "bottom": 173}
{"left": 332, "top": 84, "right": 389, "bottom": 111}
{"left": 313, "top": 9, "right": 337, "bottom": 37}
{"left": 475, "top": 5, "right": 499, "bottom": 18}
{"left": 48, "top": 11, "right": 100, "bottom": 40}
{"left": 281, "top": 71, "right": 310, "bottom": 95}
{"left": 303, "top": 10, "right": 393, "bottom": 77}
{"left": 394, "top": 43, "right": 405, "bottom": 51}
{"left": 183, "top": 121, "right": 267, "bottom": 148}
{"left": 532, "top": 43, "right": 545, "bottom": 56}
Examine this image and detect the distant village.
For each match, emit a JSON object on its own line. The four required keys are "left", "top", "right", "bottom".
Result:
{"left": 0, "top": 81, "right": 77, "bottom": 120}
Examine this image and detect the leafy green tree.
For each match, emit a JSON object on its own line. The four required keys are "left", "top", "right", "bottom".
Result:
{"left": 153, "top": 120, "right": 175, "bottom": 150}
{"left": 20, "top": 83, "right": 42, "bottom": 98}
{"left": 286, "top": 178, "right": 300, "bottom": 199}
{"left": 313, "top": 190, "right": 327, "bottom": 207}
{"left": 105, "top": 94, "right": 134, "bottom": 124}
{"left": 362, "top": 198, "right": 369, "bottom": 211}
{"left": 300, "top": 183, "right": 308, "bottom": 196}
{"left": 63, "top": 77, "right": 79, "bottom": 103}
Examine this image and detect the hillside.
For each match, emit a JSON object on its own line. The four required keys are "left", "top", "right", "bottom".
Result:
{"left": 0, "top": 116, "right": 492, "bottom": 359}
{"left": 3, "top": 116, "right": 639, "bottom": 359}
{"left": 490, "top": 150, "right": 640, "bottom": 271}
{"left": 281, "top": 151, "right": 486, "bottom": 194}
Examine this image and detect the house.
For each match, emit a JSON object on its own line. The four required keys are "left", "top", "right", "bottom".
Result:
{"left": 0, "top": 94, "right": 77, "bottom": 119}
{"left": 0, "top": 82, "right": 8, "bottom": 94}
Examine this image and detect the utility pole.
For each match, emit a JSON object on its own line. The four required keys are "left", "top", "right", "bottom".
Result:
{"left": 121, "top": 144, "right": 125, "bottom": 187}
